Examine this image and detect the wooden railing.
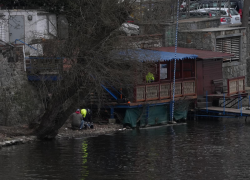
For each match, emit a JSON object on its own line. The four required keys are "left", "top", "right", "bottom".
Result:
{"left": 227, "top": 76, "right": 245, "bottom": 95}
{"left": 135, "top": 80, "right": 196, "bottom": 102}
{"left": 26, "top": 57, "right": 63, "bottom": 74}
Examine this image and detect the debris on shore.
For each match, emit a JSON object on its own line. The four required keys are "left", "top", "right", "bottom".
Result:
{"left": 0, "top": 122, "right": 126, "bottom": 149}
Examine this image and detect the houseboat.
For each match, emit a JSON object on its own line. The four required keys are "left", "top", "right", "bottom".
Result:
{"left": 105, "top": 47, "right": 244, "bottom": 127}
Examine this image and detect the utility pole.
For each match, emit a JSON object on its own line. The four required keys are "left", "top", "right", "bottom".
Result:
{"left": 242, "top": 0, "right": 250, "bottom": 27}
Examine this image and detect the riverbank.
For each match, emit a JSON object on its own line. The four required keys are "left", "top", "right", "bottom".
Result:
{"left": 0, "top": 121, "right": 124, "bottom": 149}
{"left": 57, "top": 121, "right": 124, "bottom": 139}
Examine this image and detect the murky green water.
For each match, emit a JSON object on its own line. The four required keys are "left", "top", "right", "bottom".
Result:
{"left": 1, "top": 118, "right": 250, "bottom": 180}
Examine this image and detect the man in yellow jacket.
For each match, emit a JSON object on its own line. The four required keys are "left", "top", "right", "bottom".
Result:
{"left": 146, "top": 72, "right": 154, "bottom": 83}
{"left": 80, "top": 108, "right": 92, "bottom": 129}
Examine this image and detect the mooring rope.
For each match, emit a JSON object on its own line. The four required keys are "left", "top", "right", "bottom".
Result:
{"left": 171, "top": 0, "right": 180, "bottom": 122}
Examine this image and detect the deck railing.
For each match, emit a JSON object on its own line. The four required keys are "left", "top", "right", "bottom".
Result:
{"left": 227, "top": 76, "right": 245, "bottom": 95}
{"left": 135, "top": 80, "right": 196, "bottom": 102}
{"left": 26, "top": 57, "right": 63, "bottom": 74}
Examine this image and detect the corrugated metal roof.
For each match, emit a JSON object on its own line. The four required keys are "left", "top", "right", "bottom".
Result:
{"left": 115, "top": 49, "right": 198, "bottom": 61}
{"left": 150, "top": 47, "right": 234, "bottom": 59}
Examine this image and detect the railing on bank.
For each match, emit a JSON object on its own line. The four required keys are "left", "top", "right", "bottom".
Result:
{"left": 26, "top": 57, "right": 63, "bottom": 75}
{"left": 227, "top": 76, "right": 245, "bottom": 96}
{"left": 135, "top": 80, "right": 196, "bottom": 102}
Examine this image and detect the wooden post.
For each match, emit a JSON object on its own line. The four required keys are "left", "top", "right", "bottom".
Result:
{"left": 170, "top": 60, "right": 172, "bottom": 81}
{"left": 195, "top": 59, "right": 197, "bottom": 95}
{"left": 181, "top": 60, "right": 184, "bottom": 96}
{"left": 181, "top": 59, "right": 183, "bottom": 79}
{"left": 158, "top": 62, "right": 161, "bottom": 100}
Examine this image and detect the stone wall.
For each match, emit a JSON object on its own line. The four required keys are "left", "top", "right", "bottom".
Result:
{"left": 246, "top": 23, "right": 250, "bottom": 86}
{"left": 0, "top": 46, "right": 43, "bottom": 126}
{"left": 115, "top": 34, "right": 163, "bottom": 49}
{"left": 178, "top": 18, "right": 221, "bottom": 31}
{"left": 164, "top": 18, "right": 221, "bottom": 47}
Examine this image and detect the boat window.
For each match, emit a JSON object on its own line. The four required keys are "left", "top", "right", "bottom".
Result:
{"left": 160, "top": 64, "right": 167, "bottom": 79}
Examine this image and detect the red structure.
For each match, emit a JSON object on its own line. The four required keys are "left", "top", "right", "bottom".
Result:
{"left": 150, "top": 47, "right": 244, "bottom": 98}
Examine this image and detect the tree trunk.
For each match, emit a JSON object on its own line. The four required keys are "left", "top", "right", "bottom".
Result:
{"left": 242, "top": 0, "right": 250, "bottom": 27}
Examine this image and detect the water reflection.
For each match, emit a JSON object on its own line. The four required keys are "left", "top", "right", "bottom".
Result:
{"left": 1, "top": 118, "right": 250, "bottom": 179}
{"left": 81, "top": 140, "right": 89, "bottom": 179}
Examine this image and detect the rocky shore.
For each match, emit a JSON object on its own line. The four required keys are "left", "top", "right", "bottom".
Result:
{"left": 57, "top": 122, "right": 125, "bottom": 139}
{"left": 0, "top": 121, "right": 125, "bottom": 149}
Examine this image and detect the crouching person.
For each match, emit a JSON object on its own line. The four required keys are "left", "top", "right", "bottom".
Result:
{"left": 80, "top": 108, "right": 93, "bottom": 129}
{"left": 70, "top": 109, "right": 83, "bottom": 130}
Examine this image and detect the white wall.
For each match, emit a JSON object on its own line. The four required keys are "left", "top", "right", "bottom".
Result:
{"left": 0, "top": 10, "right": 57, "bottom": 43}
{"left": 0, "top": 10, "right": 57, "bottom": 56}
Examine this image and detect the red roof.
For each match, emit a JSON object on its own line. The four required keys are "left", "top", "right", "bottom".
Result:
{"left": 150, "top": 47, "right": 234, "bottom": 59}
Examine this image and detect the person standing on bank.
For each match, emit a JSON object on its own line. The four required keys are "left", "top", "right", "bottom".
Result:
{"left": 80, "top": 108, "right": 92, "bottom": 129}
{"left": 70, "top": 109, "right": 83, "bottom": 130}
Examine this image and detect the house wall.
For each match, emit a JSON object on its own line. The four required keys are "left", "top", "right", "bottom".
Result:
{"left": 0, "top": 10, "right": 37, "bottom": 43}
{"left": 204, "top": 59, "right": 223, "bottom": 95}
{"left": 246, "top": 23, "right": 250, "bottom": 86}
{"left": 0, "top": 46, "right": 43, "bottom": 125}
{"left": 0, "top": 10, "right": 57, "bottom": 56}
{"left": 0, "top": 10, "right": 57, "bottom": 43}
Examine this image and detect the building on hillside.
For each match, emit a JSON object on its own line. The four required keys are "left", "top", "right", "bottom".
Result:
{"left": 0, "top": 9, "right": 68, "bottom": 56}
{"left": 0, "top": 9, "right": 69, "bottom": 81}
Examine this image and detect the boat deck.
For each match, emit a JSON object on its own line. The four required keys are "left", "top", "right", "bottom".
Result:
{"left": 207, "top": 92, "right": 248, "bottom": 98}
{"left": 199, "top": 106, "right": 250, "bottom": 116}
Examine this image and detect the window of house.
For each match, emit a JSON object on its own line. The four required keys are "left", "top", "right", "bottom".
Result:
{"left": 160, "top": 63, "right": 168, "bottom": 79}
{"left": 216, "top": 36, "right": 240, "bottom": 62}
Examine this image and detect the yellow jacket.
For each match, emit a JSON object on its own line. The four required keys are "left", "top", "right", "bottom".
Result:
{"left": 146, "top": 72, "right": 154, "bottom": 83}
{"left": 81, "top": 109, "right": 87, "bottom": 118}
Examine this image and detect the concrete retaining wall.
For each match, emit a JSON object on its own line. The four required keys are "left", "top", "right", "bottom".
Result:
{"left": 0, "top": 46, "right": 43, "bottom": 126}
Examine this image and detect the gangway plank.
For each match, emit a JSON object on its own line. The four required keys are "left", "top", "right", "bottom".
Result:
{"left": 199, "top": 106, "right": 250, "bottom": 116}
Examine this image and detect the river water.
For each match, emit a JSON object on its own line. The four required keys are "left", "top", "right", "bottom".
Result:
{"left": 1, "top": 118, "right": 250, "bottom": 180}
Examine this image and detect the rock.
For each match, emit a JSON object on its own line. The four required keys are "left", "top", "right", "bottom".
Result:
{"left": 10, "top": 140, "right": 17, "bottom": 145}
{"left": 5, "top": 141, "right": 11, "bottom": 146}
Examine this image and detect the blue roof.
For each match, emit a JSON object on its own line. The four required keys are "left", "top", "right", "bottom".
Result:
{"left": 114, "top": 49, "right": 198, "bottom": 61}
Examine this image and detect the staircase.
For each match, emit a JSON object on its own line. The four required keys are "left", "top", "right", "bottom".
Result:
{"left": 197, "top": 96, "right": 212, "bottom": 109}
{"left": 80, "top": 82, "right": 126, "bottom": 105}
{"left": 219, "top": 95, "right": 246, "bottom": 109}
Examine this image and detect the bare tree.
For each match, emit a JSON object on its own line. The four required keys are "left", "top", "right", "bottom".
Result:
{"left": 20, "top": 0, "right": 139, "bottom": 139}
